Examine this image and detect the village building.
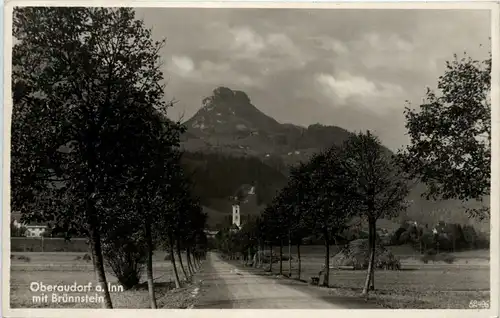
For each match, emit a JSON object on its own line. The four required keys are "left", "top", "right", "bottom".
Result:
{"left": 11, "top": 212, "right": 48, "bottom": 237}
{"left": 230, "top": 184, "right": 264, "bottom": 230}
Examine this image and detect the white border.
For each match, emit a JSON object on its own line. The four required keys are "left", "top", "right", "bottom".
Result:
{"left": 2, "top": 2, "right": 499, "bottom": 318}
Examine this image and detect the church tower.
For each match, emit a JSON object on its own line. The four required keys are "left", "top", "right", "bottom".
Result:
{"left": 232, "top": 204, "right": 241, "bottom": 228}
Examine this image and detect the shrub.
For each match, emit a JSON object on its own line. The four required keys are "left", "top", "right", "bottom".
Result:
{"left": 420, "top": 250, "right": 455, "bottom": 264}
{"left": 419, "top": 232, "right": 435, "bottom": 251}
{"left": 82, "top": 253, "right": 91, "bottom": 262}
{"left": 442, "top": 254, "right": 455, "bottom": 264}
{"left": 280, "top": 255, "right": 293, "bottom": 261}
{"left": 102, "top": 236, "right": 146, "bottom": 290}
{"left": 475, "top": 230, "right": 490, "bottom": 249}
{"left": 398, "top": 231, "right": 411, "bottom": 244}
{"left": 420, "top": 250, "right": 438, "bottom": 264}
{"left": 331, "top": 239, "right": 401, "bottom": 270}
{"left": 254, "top": 250, "right": 277, "bottom": 264}
{"left": 16, "top": 255, "right": 31, "bottom": 262}
{"left": 420, "top": 254, "right": 432, "bottom": 264}
{"left": 310, "top": 276, "right": 320, "bottom": 285}
{"left": 10, "top": 221, "right": 27, "bottom": 237}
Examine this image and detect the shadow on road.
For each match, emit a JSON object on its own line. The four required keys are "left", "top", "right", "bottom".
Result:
{"left": 227, "top": 261, "right": 381, "bottom": 309}
{"left": 194, "top": 256, "right": 233, "bottom": 309}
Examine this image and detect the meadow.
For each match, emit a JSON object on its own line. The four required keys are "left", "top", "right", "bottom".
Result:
{"left": 9, "top": 242, "right": 490, "bottom": 309}
{"left": 10, "top": 251, "right": 198, "bottom": 309}
{"left": 262, "top": 245, "right": 490, "bottom": 309}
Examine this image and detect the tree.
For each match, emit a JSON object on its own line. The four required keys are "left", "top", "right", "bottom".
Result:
{"left": 156, "top": 164, "right": 208, "bottom": 289}
{"left": 10, "top": 220, "right": 27, "bottom": 237}
{"left": 172, "top": 182, "right": 205, "bottom": 283}
{"left": 136, "top": 115, "right": 185, "bottom": 308}
{"left": 340, "top": 131, "right": 409, "bottom": 296}
{"left": 101, "top": 225, "right": 147, "bottom": 289}
{"left": 263, "top": 198, "right": 287, "bottom": 275}
{"left": 261, "top": 203, "right": 282, "bottom": 271}
{"left": 286, "top": 162, "right": 316, "bottom": 279}
{"left": 267, "top": 147, "right": 357, "bottom": 286}
{"left": 303, "top": 148, "right": 358, "bottom": 287}
{"left": 12, "top": 8, "right": 170, "bottom": 308}
{"left": 399, "top": 53, "right": 491, "bottom": 220}
{"left": 266, "top": 173, "right": 311, "bottom": 278}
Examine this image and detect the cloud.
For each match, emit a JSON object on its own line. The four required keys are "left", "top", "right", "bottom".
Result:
{"left": 312, "top": 36, "right": 350, "bottom": 55}
{"left": 166, "top": 55, "right": 261, "bottom": 88}
{"left": 138, "top": 8, "right": 490, "bottom": 150}
{"left": 170, "top": 55, "right": 195, "bottom": 76}
{"left": 230, "top": 27, "right": 266, "bottom": 58}
{"left": 227, "top": 26, "right": 312, "bottom": 72}
{"left": 362, "top": 32, "right": 414, "bottom": 52}
{"left": 315, "top": 72, "right": 404, "bottom": 110}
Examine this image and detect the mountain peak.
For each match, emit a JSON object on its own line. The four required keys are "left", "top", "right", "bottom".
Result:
{"left": 185, "top": 87, "right": 280, "bottom": 137}
{"left": 181, "top": 87, "right": 354, "bottom": 162}
{"left": 212, "top": 87, "right": 250, "bottom": 100}
{"left": 202, "top": 87, "right": 252, "bottom": 112}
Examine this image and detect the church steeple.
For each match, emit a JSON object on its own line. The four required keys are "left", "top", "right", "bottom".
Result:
{"left": 232, "top": 204, "right": 241, "bottom": 228}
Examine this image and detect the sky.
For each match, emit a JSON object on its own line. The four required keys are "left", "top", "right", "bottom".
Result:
{"left": 136, "top": 8, "right": 491, "bottom": 151}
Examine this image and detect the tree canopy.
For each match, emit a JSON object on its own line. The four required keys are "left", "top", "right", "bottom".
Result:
{"left": 399, "top": 53, "right": 491, "bottom": 219}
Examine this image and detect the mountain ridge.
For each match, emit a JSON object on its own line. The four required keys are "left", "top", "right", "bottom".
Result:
{"left": 181, "top": 86, "right": 356, "bottom": 167}
{"left": 179, "top": 87, "right": 489, "bottom": 231}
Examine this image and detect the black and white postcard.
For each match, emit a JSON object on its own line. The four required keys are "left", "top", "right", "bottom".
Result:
{"left": 2, "top": 1, "right": 498, "bottom": 318}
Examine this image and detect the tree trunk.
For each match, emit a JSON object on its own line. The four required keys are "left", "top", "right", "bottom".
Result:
{"left": 255, "top": 242, "right": 259, "bottom": 267}
{"left": 370, "top": 221, "right": 376, "bottom": 290}
{"left": 269, "top": 243, "right": 273, "bottom": 271}
{"left": 322, "top": 235, "right": 330, "bottom": 287}
{"left": 260, "top": 243, "right": 264, "bottom": 267}
{"left": 279, "top": 239, "right": 283, "bottom": 275}
{"left": 192, "top": 252, "right": 197, "bottom": 269}
{"left": 362, "top": 219, "right": 376, "bottom": 295}
{"left": 194, "top": 252, "right": 200, "bottom": 268}
{"left": 176, "top": 240, "right": 189, "bottom": 282}
{"left": 297, "top": 242, "right": 302, "bottom": 280}
{"left": 187, "top": 248, "right": 195, "bottom": 274}
{"left": 193, "top": 251, "right": 198, "bottom": 269}
{"left": 88, "top": 237, "right": 97, "bottom": 281}
{"left": 288, "top": 232, "right": 292, "bottom": 278}
{"left": 145, "top": 221, "right": 157, "bottom": 309}
{"left": 84, "top": 124, "right": 112, "bottom": 309}
{"left": 169, "top": 238, "right": 181, "bottom": 289}
{"left": 88, "top": 226, "right": 113, "bottom": 308}
{"left": 186, "top": 250, "right": 195, "bottom": 276}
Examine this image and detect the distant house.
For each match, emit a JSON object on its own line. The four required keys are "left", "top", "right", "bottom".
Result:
{"left": 25, "top": 225, "right": 47, "bottom": 237}
{"left": 11, "top": 212, "right": 48, "bottom": 237}
{"left": 204, "top": 229, "right": 219, "bottom": 238}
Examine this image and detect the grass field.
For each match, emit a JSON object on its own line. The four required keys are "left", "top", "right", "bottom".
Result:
{"left": 10, "top": 245, "right": 490, "bottom": 309}
{"left": 262, "top": 246, "right": 490, "bottom": 309}
{"left": 10, "top": 251, "right": 198, "bottom": 308}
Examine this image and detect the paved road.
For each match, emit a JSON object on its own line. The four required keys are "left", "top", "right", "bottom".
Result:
{"left": 195, "top": 252, "right": 348, "bottom": 309}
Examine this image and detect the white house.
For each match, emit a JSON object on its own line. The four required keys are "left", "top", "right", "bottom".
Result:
{"left": 25, "top": 225, "right": 47, "bottom": 237}
{"left": 204, "top": 229, "right": 219, "bottom": 238}
{"left": 11, "top": 212, "right": 48, "bottom": 237}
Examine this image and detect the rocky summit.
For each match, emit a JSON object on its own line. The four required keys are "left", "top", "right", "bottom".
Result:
{"left": 181, "top": 87, "right": 353, "bottom": 165}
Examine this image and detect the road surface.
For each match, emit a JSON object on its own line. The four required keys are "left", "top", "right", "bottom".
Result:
{"left": 195, "top": 252, "right": 351, "bottom": 309}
